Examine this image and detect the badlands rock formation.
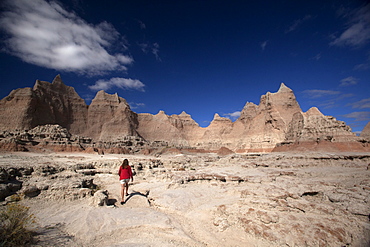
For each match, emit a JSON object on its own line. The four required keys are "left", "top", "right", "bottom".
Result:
{"left": 0, "top": 75, "right": 368, "bottom": 153}
{"left": 0, "top": 75, "right": 88, "bottom": 134}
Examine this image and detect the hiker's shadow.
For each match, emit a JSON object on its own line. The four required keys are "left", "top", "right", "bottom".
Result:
{"left": 124, "top": 190, "right": 149, "bottom": 203}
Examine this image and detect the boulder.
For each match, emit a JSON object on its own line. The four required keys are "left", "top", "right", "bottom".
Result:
{"left": 90, "top": 190, "right": 108, "bottom": 206}
{"left": 22, "top": 185, "right": 41, "bottom": 198}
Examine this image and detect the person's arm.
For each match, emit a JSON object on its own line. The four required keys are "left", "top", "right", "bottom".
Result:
{"left": 130, "top": 166, "right": 134, "bottom": 181}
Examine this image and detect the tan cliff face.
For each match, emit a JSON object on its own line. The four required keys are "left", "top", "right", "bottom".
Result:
{"left": 86, "top": 90, "right": 139, "bottom": 141}
{"left": 0, "top": 76, "right": 366, "bottom": 152}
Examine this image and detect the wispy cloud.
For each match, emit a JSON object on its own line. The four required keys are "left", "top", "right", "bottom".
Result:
{"left": 285, "top": 15, "right": 312, "bottom": 33}
{"left": 139, "top": 42, "right": 161, "bottom": 61}
{"left": 348, "top": 98, "right": 370, "bottom": 109}
{"left": 137, "top": 20, "right": 146, "bottom": 29}
{"left": 89, "top": 78, "right": 145, "bottom": 92}
{"left": 354, "top": 53, "right": 370, "bottom": 70}
{"left": 129, "top": 102, "right": 146, "bottom": 109}
{"left": 260, "top": 40, "right": 268, "bottom": 51}
{"left": 311, "top": 53, "right": 321, "bottom": 61}
{"left": 223, "top": 111, "right": 241, "bottom": 120}
{"left": 302, "top": 89, "right": 341, "bottom": 98}
{"left": 341, "top": 111, "right": 370, "bottom": 122}
{"left": 339, "top": 76, "right": 358, "bottom": 86}
{"left": 0, "top": 0, "right": 133, "bottom": 75}
{"left": 354, "top": 62, "right": 370, "bottom": 70}
{"left": 330, "top": 4, "right": 370, "bottom": 47}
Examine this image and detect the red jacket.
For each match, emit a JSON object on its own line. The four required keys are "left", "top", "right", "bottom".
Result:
{"left": 119, "top": 165, "right": 133, "bottom": 180}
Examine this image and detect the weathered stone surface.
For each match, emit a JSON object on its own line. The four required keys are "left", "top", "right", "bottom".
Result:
{"left": 0, "top": 152, "right": 369, "bottom": 246}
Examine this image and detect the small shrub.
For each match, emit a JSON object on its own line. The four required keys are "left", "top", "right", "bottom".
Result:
{"left": 0, "top": 203, "right": 36, "bottom": 247}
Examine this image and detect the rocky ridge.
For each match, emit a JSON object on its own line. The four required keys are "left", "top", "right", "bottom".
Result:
{"left": 0, "top": 75, "right": 369, "bottom": 153}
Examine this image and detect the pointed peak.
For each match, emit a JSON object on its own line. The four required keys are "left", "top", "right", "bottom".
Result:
{"left": 179, "top": 111, "right": 190, "bottom": 117}
{"left": 113, "top": 92, "right": 121, "bottom": 103}
{"left": 93, "top": 90, "right": 125, "bottom": 104}
{"left": 243, "top": 101, "right": 258, "bottom": 109}
{"left": 212, "top": 113, "right": 231, "bottom": 122}
{"left": 96, "top": 90, "right": 107, "bottom": 96}
{"left": 277, "top": 82, "right": 292, "bottom": 93}
{"left": 305, "top": 107, "right": 323, "bottom": 116}
{"left": 52, "top": 74, "right": 63, "bottom": 85}
{"left": 157, "top": 110, "right": 166, "bottom": 115}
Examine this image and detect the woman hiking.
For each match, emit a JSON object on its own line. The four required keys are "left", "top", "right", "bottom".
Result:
{"left": 118, "top": 159, "right": 133, "bottom": 205}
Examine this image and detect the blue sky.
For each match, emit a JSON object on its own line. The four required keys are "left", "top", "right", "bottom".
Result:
{"left": 0, "top": 0, "right": 369, "bottom": 133}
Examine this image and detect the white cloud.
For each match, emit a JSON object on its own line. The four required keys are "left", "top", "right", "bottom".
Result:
{"left": 89, "top": 78, "right": 145, "bottom": 92}
{"left": 330, "top": 4, "right": 370, "bottom": 47}
{"left": 339, "top": 76, "right": 358, "bottom": 86}
{"left": 285, "top": 15, "right": 312, "bottom": 33}
{"left": 302, "top": 89, "right": 341, "bottom": 98}
{"left": 0, "top": 0, "right": 133, "bottom": 75}
{"left": 224, "top": 111, "right": 241, "bottom": 120}
{"left": 349, "top": 98, "right": 370, "bottom": 109}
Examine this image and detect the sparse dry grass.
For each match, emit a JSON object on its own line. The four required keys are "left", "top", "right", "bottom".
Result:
{"left": 0, "top": 203, "right": 36, "bottom": 247}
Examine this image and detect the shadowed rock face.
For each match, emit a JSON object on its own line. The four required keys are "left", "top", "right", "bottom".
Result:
{"left": 0, "top": 75, "right": 88, "bottom": 134}
{"left": 0, "top": 76, "right": 367, "bottom": 152}
{"left": 32, "top": 75, "right": 88, "bottom": 135}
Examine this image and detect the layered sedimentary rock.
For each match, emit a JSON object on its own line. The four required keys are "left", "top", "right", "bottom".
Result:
{"left": 235, "top": 83, "right": 302, "bottom": 151}
{"left": 86, "top": 90, "right": 139, "bottom": 141}
{"left": 0, "top": 76, "right": 367, "bottom": 152}
{"left": 285, "top": 107, "right": 355, "bottom": 142}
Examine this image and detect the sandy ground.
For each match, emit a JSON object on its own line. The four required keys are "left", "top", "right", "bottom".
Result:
{"left": 1, "top": 151, "right": 369, "bottom": 246}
